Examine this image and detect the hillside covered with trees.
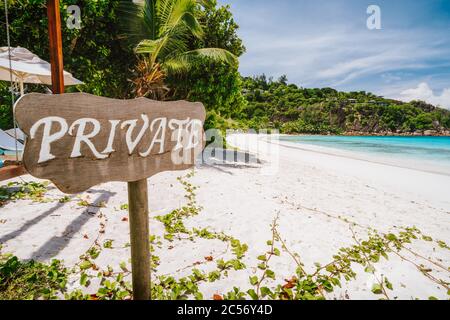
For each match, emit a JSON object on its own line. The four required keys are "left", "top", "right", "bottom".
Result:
{"left": 234, "top": 75, "right": 450, "bottom": 135}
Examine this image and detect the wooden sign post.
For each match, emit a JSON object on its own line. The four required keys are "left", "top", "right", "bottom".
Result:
{"left": 128, "top": 179, "right": 150, "bottom": 300}
{"left": 15, "top": 93, "right": 206, "bottom": 299}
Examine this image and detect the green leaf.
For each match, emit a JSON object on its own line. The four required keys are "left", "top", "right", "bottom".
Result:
{"left": 249, "top": 276, "right": 258, "bottom": 286}
{"left": 260, "top": 287, "right": 272, "bottom": 298}
{"left": 194, "top": 292, "right": 203, "bottom": 300}
{"left": 386, "top": 233, "right": 397, "bottom": 241}
{"left": 325, "top": 264, "right": 336, "bottom": 273}
{"left": 103, "top": 240, "right": 113, "bottom": 249}
{"left": 208, "top": 271, "right": 221, "bottom": 282}
{"left": 265, "top": 269, "right": 275, "bottom": 280}
{"left": 371, "top": 284, "right": 383, "bottom": 295}
{"left": 330, "top": 277, "right": 341, "bottom": 287}
{"left": 257, "top": 255, "right": 267, "bottom": 261}
{"left": 164, "top": 234, "right": 174, "bottom": 241}
{"left": 119, "top": 262, "right": 128, "bottom": 272}
{"left": 247, "top": 289, "right": 258, "bottom": 300}
{"left": 79, "top": 260, "right": 92, "bottom": 270}
{"left": 80, "top": 273, "right": 89, "bottom": 287}
{"left": 364, "top": 265, "right": 376, "bottom": 274}
{"left": 88, "top": 248, "right": 100, "bottom": 260}
{"left": 384, "top": 278, "right": 393, "bottom": 290}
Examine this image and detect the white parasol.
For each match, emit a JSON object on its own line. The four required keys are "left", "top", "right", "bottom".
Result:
{"left": 0, "top": 46, "right": 83, "bottom": 95}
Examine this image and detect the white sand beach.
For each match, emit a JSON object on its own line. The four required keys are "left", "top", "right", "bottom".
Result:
{"left": 1, "top": 133, "right": 449, "bottom": 300}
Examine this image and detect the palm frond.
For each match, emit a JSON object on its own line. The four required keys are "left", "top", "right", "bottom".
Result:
{"left": 182, "top": 48, "right": 238, "bottom": 65}
{"left": 135, "top": 37, "right": 167, "bottom": 55}
{"left": 163, "top": 58, "right": 192, "bottom": 74}
{"left": 159, "top": 36, "right": 189, "bottom": 59}
{"left": 163, "top": 48, "right": 238, "bottom": 74}
{"left": 158, "top": 0, "right": 204, "bottom": 38}
{"left": 118, "top": 1, "right": 156, "bottom": 43}
{"left": 196, "top": 0, "right": 214, "bottom": 10}
{"left": 143, "top": 0, "right": 159, "bottom": 39}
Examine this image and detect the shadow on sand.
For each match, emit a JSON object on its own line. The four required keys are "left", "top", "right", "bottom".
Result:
{"left": 0, "top": 189, "right": 115, "bottom": 261}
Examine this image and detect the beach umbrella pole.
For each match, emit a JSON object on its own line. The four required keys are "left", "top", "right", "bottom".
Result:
{"left": 47, "top": 0, "right": 64, "bottom": 94}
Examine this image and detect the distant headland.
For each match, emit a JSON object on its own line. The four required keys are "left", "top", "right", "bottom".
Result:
{"left": 214, "top": 75, "right": 450, "bottom": 137}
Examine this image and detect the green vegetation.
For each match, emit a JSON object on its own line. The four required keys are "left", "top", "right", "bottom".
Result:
{"left": 1, "top": 174, "right": 448, "bottom": 300}
{"left": 119, "top": 0, "right": 237, "bottom": 100}
{"left": 237, "top": 75, "right": 450, "bottom": 135}
{"left": 0, "top": 250, "right": 67, "bottom": 300}
{"left": 0, "top": 0, "right": 136, "bottom": 129}
{"left": 0, "top": 181, "right": 50, "bottom": 206}
{"left": 167, "top": 0, "right": 246, "bottom": 119}
{"left": 247, "top": 220, "right": 441, "bottom": 300}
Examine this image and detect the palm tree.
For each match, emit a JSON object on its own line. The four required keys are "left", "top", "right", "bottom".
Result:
{"left": 120, "top": 0, "right": 238, "bottom": 99}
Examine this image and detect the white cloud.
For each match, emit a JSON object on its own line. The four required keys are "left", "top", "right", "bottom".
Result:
{"left": 399, "top": 83, "right": 450, "bottom": 109}
{"left": 223, "top": 0, "right": 450, "bottom": 103}
{"left": 238, "top": 23, "right": 448, "bottom": 90}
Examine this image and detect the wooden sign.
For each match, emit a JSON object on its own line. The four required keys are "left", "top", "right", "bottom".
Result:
{"left": 15, "top": 93, "right": 206, "bottom": 194}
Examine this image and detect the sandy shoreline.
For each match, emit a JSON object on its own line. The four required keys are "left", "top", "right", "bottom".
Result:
{"left": 1, "top": 133, "right": 449, "bottom": 300}
{"left": 275, "top": 135, "right": 450, "bottom": 177}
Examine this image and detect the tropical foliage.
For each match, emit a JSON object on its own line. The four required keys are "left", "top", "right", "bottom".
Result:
{"left": 119, "top": 0, "right": 237, "bottom": 99}
{"left": 0, "top": 0, "right": 135, "bottom": 129}
{"left": 239, "top": 75, "right": 450, "bottom": 135}
{"left": 167, "top": 0, "right": 246, "bottom": 118}
{"left": 0, "top": 83, "right": 13, "bottom": 130}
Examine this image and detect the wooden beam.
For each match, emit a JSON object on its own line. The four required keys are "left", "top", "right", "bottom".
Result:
{"left": 127, "top": 179, "right": 151, "bottom": 300}
{"left": 47, "top": 0, "right": 65, "bottom": 94}
{"left": 0, "top": 165, "right": 27, "bottom": 181}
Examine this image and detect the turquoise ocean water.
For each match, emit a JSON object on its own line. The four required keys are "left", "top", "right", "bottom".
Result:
{"left": 279, "top": 136, "right": 450, "bottom": 170}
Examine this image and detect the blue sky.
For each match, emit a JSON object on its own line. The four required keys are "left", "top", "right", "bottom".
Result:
{"left": 218, "top": 0, "right": 450, "bottom": 108}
